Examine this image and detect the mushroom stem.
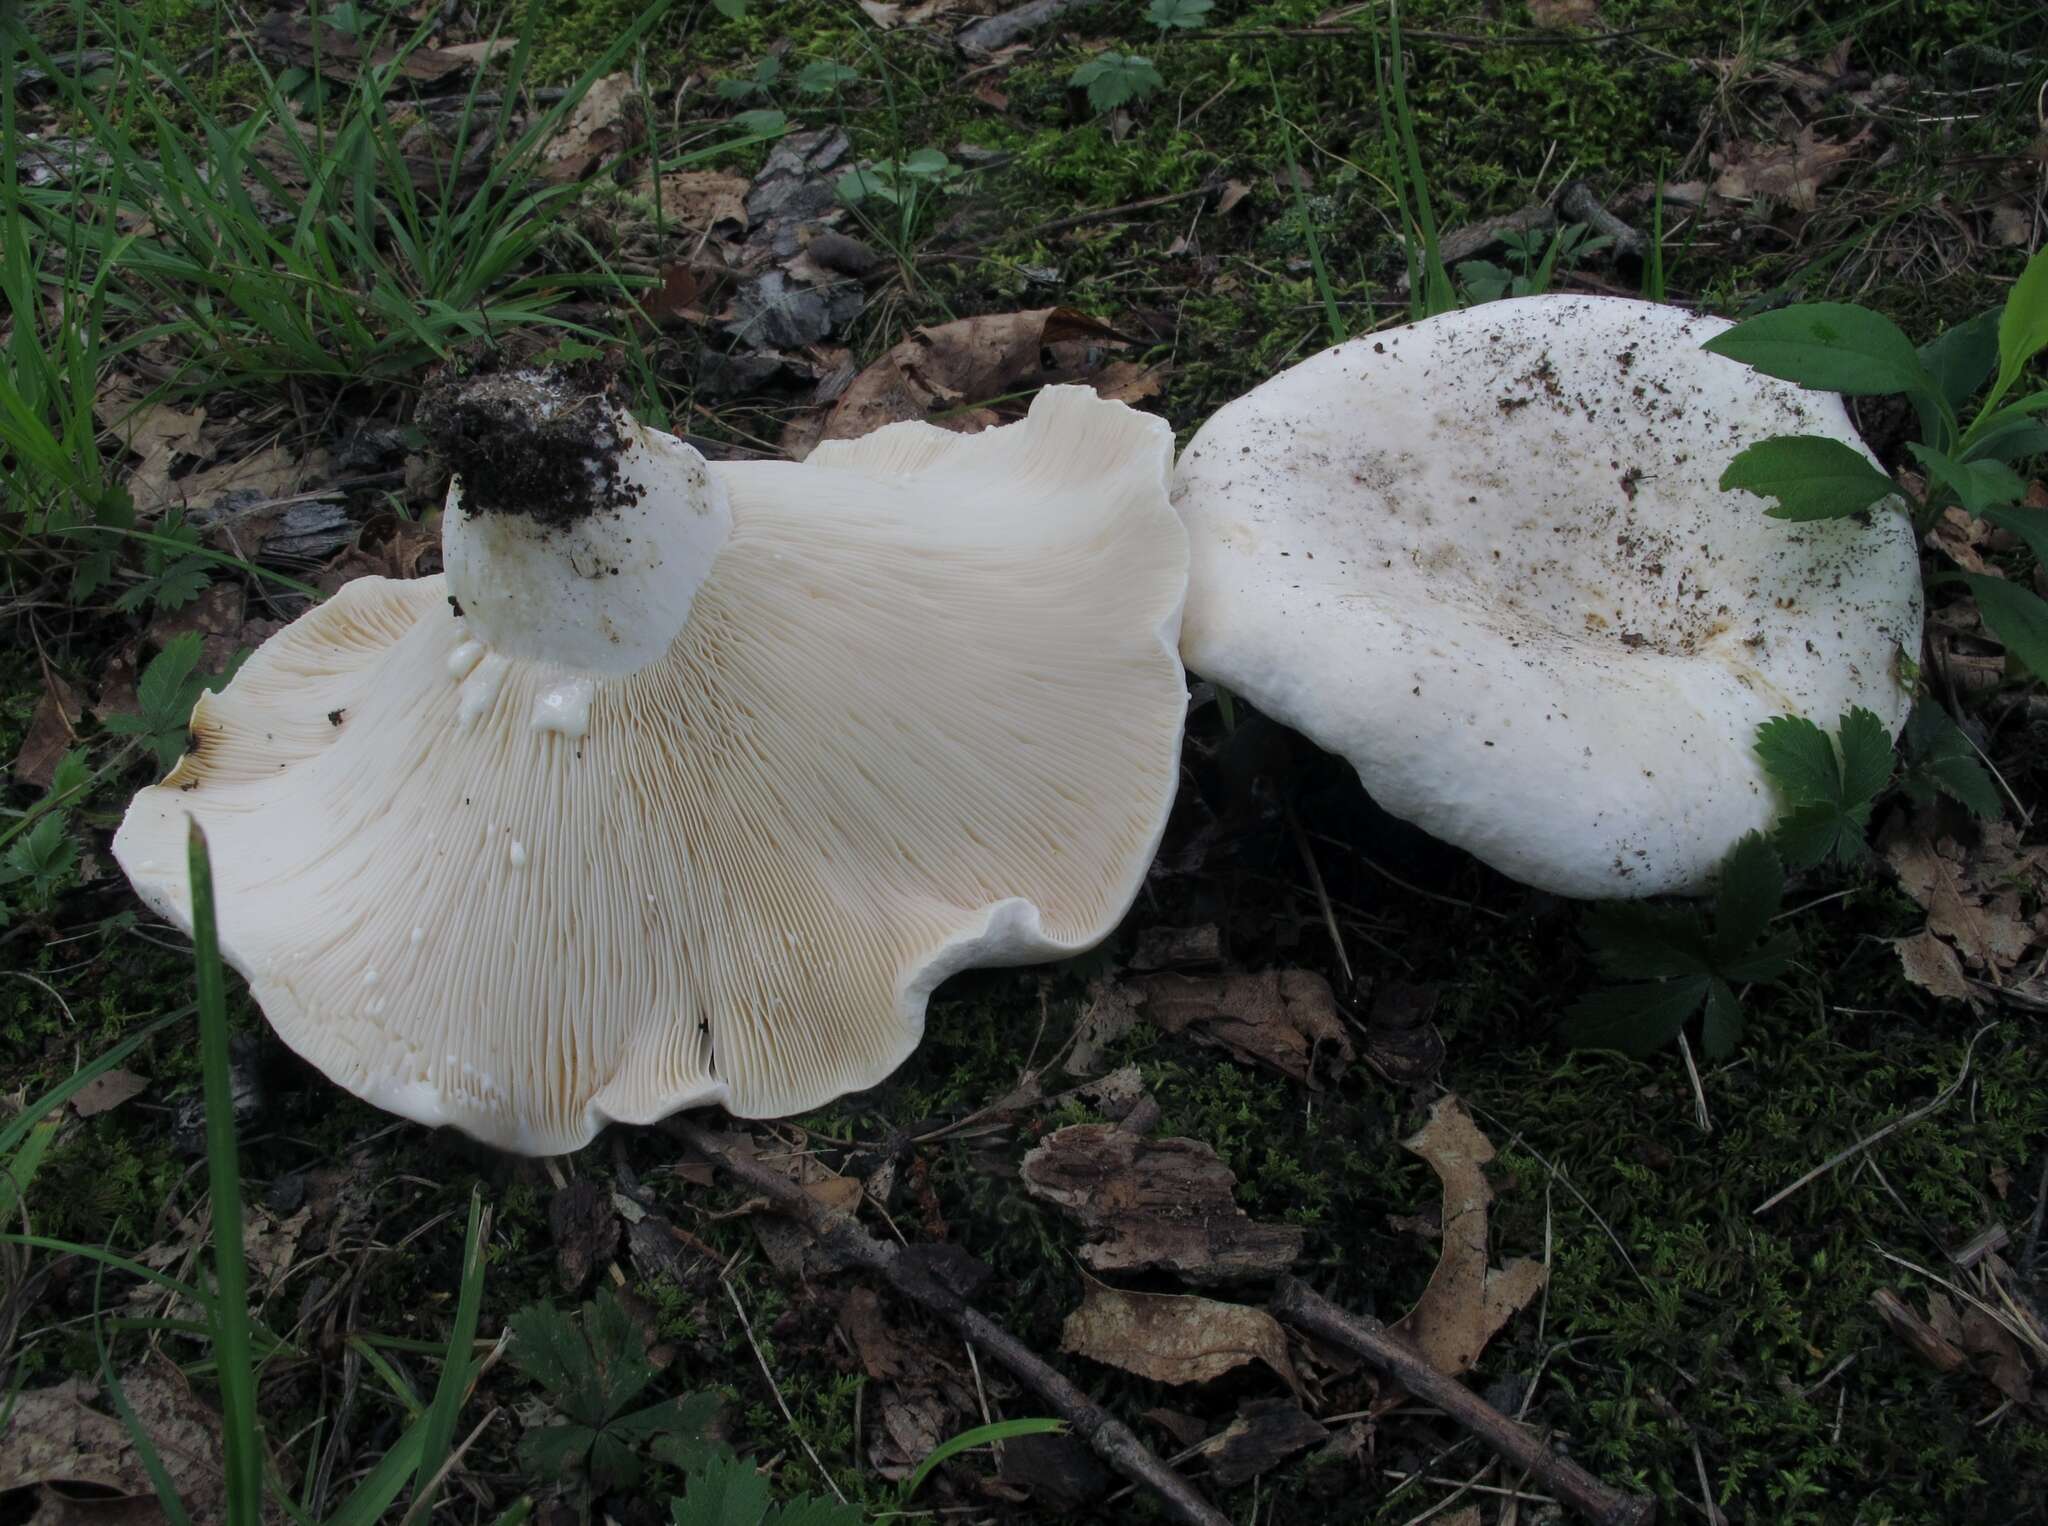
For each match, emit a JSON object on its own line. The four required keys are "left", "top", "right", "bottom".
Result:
{"left": 432, "top": 369, "right": 733, "bottom": 677}
{"left": 668, "top": 1117, "right": 1231, "bottom": 1526}
{"left": 1270, "top": 1278, "right": 1658, "bottom": 1526}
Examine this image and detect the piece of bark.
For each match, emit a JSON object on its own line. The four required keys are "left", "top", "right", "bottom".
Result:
{"left": 1021, "top": 1123, "right": 1302, "bottom": 1285}
{"left": 957, "top": 0, "right": 1101, "bottom": 53}
{"left": 1203, "top": 1399, "right": 1328, "bottom": 1487}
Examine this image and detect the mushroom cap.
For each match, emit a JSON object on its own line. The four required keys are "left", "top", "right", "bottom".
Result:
{"left": 114, "top": 385, "right": 1187, "bottom": 1153}
{"left": 1171, "top": 295, "right": 1921, "bottom": 898}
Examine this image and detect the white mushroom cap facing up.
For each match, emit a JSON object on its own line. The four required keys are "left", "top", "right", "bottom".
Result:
{"left": 114, "top": 378, "right": 1187, "bottom": 1154}
{"left": 1172, "top": 295, "right": 1921, "bottom": 899}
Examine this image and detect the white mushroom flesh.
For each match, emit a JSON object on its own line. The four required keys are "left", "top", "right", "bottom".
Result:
{"left": 1172, "top": 295, "right": 1922, "bottom": 898}
{"left": 115, "top": 385, "right": 1187, "bottom": 1153}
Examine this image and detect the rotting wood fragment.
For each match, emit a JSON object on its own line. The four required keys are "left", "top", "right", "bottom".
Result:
{"left": 1021, "top": 1123, "right": 1303, "bottom": 1285}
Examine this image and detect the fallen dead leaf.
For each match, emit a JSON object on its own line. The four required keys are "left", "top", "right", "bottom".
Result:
{"left": 539, "top": 72, "right": 639, "bottom": 185}
{"left": 12, "top": 669, "right": 83, "bottom": 790}
{"left": 137, "top": 443, "right": 330, "bottom": 519}
{"left": 1391, "top": 1095, "right": 1547, "bottom": 1380}
{"left": 1062, "top": 1279, "right": 1303, "bottom": 1394}
{"left": 634, "top": 168, "right": 750, "bottom": 234}
{"left": 1215, "top": 179, "right": 1251, "bottom": 216}
{"left": 1129, "top": 923, "right": 1222, "bottom": 970}
{"left": 818, "top": 307, "right": 1125, "bottom": 444}
{"left": 97, "top": 393, "right": 206, "bottom": 511}
{"left": 550, "top": 1179, "right": 621, "bottom": 1293}
{"left": 256, "top": 12, "right": 470, "bottom": 83}
{"left": 1712, "top": 124, "right": 1870, "bottom": 212}
{"left": 243, "top": 1203, "right": 311, "bottom": 1299}
{"left": 1132, "top": 970, "right": 1355, "bottom": 1089}
{"left": 1202, "top": 1399, "right": 1329, "bottom": 1486}
{"left": 1091, "top": 359, "right": 1172, "bottom": 408}
{"left": 1895, "top": 930, "right": 1979, "bottom": 1005}
{"left": 1883, "top": 815, "right": 2043, "bottom": 979}
{"left": 70, "top": 1068, "right": 147, "bottom": 1119}
{"left": 1021, "top": 1123, "right": 1304, "bottom": 1284}
{"left": 0, "top": 1367, "right": 226, "bottom": 1521}
{"left": 1529, "top": 0, "right": 1603, "bottom": 28}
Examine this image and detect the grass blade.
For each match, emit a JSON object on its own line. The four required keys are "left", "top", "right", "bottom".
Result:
{"left": 189, "top": 822, "right": 264, "bottom": 1526}
{"left": 409, "top": 1187, "right": 491, "bottom": 1518}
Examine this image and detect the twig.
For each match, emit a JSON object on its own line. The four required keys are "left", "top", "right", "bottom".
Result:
{"left": 669, "top": 1117, "right": 1228, "bottom": 1526}
{"left": 1270, "top": 1279, "right": 1656, "bottom": 1526}
{"left": 1556, "top": 180, "right": 1648, "bottom": 261}
{"left": 1285, "top": 800, "right": 1354, "bottom": 988}
{"left": 1751, "top": 1024, "right": 1995, "bottom": 1215}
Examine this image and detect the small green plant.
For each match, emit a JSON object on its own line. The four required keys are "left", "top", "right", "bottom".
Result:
{"left": 836, "top": 148, "right": 962, "bottom": 256}
{"left": 716, "top": 56, "right": 783, "bottom": 101}
{"left": 111, "top": 510, "right": 212, "bottom": 615}
{"left": 1069, "top": 51, "right": 1162, "bottom": 112}
{"left": 1146, "top": 0, "right": 1213, "bottom": 29}
{"left": 1709, "top": 247, "right": 2048, "bottom": 674}
{"left": 101, "top": 632, "right": 240, "bottom": 771}
{"left": 1458, "top": 223, "right": 1613, "bottom": 303}
{"left": 668, "top": 1450, "right": 859, "bottom": 1526}
{"left": 1896, "top": 700, "right": 2001, "bottom": 819}
{"left": 1753, "top": 707, "right": 1897, "bottom": 872}
{"left": 1562, "top": 832, "right": 1795, "bottom": 1059}
{"left": 507, "top": 1287, "right": 720, "bottom": 1492}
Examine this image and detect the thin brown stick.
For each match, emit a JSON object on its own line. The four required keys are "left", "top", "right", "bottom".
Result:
{"left": 1271, "top": 1278, "right": 1656, "bottom": 1526}
{"left": 669, "top": 1117, "right": 1229, "bottom": 1526}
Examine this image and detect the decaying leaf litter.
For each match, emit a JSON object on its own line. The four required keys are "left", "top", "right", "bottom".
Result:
{"left": 4, "top": 0, "right": 2048, "bottom": 1522}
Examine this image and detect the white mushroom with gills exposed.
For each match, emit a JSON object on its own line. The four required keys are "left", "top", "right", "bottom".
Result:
{"left": 1169, "top": 295, "right": 1923, "bottom": 899}
{"left": 115, "top": 368, "right": 1189, "bottom": 1154}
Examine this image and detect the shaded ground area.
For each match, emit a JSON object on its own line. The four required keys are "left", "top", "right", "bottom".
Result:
{"left": 4, "top": 1, "right": 2048, "bottom": 1522}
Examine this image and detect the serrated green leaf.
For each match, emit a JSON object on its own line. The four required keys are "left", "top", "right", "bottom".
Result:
{"left": 1920, "top": 306, "right": 2001, "bottom": 412}
{"left": 1069, "top": 53, "right": 1162, "bottom": 113}
{"left": 136, "top": 632, "right": 205, "bottom": 728}
{"left": 1906, "top": 442, "right": 2026, "bottom": 516}
{"left": 1753, "top": 714, "right": 1839, "bottom": 805}
{"left": 1560, "top": 977, "right": 1710, "bottom": 1057}
{"left": 1709, "top": 832, "right": 1784, "bottom": 959}
{"left": 1997, "top": 247, "right": 2048, "bottom": 381}
{"left": 1580, "top": 902, "right": 1711, "bottom": 980}
{"left": 1698, "top": 979, "right": 1743, "bottom": 1060}
{"left": 1702, "top": 302, "right": 1940, "bottom": 401}
{"left": 516, "top": 1423, "right": 596, "bottom": 1482}
{"left": 795, "top": 60, "right": 857, "bottom": 95}
{"left": 711, "top": 0, "right": 748, "bottom": 16}
{"left": 731, "top": 109, "right": 787, "bottom": 137}
{"left": 1718, "top": 435, "right": 1897, "bottom": 521}
{"left": 46, "top": 749, "right": 91, "bottom": 803}
{"left": 1968, "top": 574, "right": 2048, "bottom": 682}
{"left": 1147, "top": 0, "right": 1213, "bottom": 28}
{"left": 1837, "top": 706, "right": 1895, "bottom": 805}
{"left": 671, "top": 1449, "right": 772, "bottom": 1526}
{"left": 1718, "top": 931, "right": 1798, "bottom": 984}
{"left": 1774, "top": 799, "right": 1860, "bottom": 870}
{"left": 1898, "top": 701, "right": 2001, "bottom": 819}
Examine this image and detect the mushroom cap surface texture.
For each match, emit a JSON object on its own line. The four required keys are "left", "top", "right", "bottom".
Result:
{"left": 115, "top": 385, "right": 1188, "bottom": 1154}
{"left": 1171, "top": 295, "right": 1922, "bottom": 899}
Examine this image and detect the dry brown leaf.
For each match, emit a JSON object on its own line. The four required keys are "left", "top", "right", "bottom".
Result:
{"left": 1132, "top": 969, "right": 1355, "bottom": 1088}
{"left": 1129, "top": 923, "right": 1221, "bottom": 970}
{"left": 1883, "top": 819, "right": 2042, "bottom": 975}
{"left": 550, "top": 1179, "right": 621, "bottom": 1293}
{"left": 437, "top": 38, "right": 516, "bottom": 68}
{"left": 1392, "top": 1095, "right": 1547, "bottom": 1379}
{"left": 1990, "top": 202, "right": 2032, "bottom": 248}
{"left": 1926, "top": 506, "right": 2000, "bottom": 577}
{"left": 1529, "top": 0, "right": 1603, "bottom": 28}
{"left": 13, "top": 670, "right": 83, "bottom": 790}
{"left": 243, "top": 1204, "right": 312, "bottom": 1299}
{"left": 1712, "top": 124, "right": 1870, "bottom": 212}
{"left": 635, "top": 168, "right": 750, "bottom": 234}
{"left": 1203, "top": 1399, "right": 1329, "bottom": 1486}
{"left": 818, "top": 307, "right": 1124, "bottom": 443}
{"left": 1091, "top": 359, "right": 1171, "bottom": 407}
{"left": 1021, "top": 1123, "right": 1304, "bottom": 1284}
{"left": 0, "top": 1369, "right": 225, "bottom": 1520}
{"left": 137, "top": 443, "right": 329, "bottom": 518}
{"left": 70, "top": 1068, "right": 147, "bottom": 1119}
{"left": 540, "top": 72, "right": 639, "bottom": 185}
{"left": 255, "top": 13, "right": 470, "bottom": 83}
{"left": 101, "top": 397, "right": 206, "bottom": 510}
{"left": 1060, "top": 1280, "right": 1302, "bottom": 1394}
{"left": 1895, "top": 931, "right": 1979, "bottom": 1005}
{"left": 1215, "top": 179, "right": 1251, "bottom": 215}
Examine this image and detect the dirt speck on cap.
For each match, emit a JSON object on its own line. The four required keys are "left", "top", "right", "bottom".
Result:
{"left": 416, "top": 356, "right": 643, "bottom": 527}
